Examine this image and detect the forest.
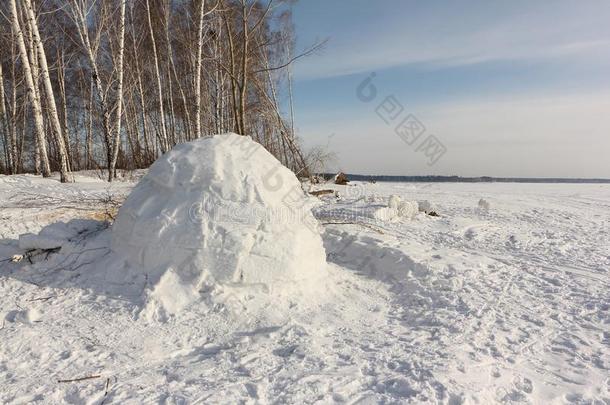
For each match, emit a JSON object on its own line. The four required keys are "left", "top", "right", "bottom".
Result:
{"left": 0, "top": 0, "right": 318, "bottom": 182}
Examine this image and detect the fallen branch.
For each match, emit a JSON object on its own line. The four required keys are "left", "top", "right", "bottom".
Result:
{"left": 310, "top": 189, "right": 335, "bottom": 197}
{"left": 57, "top": 375, "right": 101, "bottom": 383}
{"left": 15, "top": 247, "right": 62, "bottom": 264}
{"left": 100, "top": 377, "right": 111, "bottom": 404}
{"left": 26, "top": 296, "right": 56, "bottom": 302}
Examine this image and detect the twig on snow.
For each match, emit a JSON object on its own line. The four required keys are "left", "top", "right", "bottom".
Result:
{"left": 57, "top": 374, "right": 101, "bottom": 383}
{"left": 26, "top": 296, "right": 56, "bottom": 302}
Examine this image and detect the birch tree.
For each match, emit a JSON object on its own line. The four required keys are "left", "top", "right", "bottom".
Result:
{"left": 9, "top": 0, "right": 51, "bottom": 177}
{"left": 23, "top": 0, "right": 72, "bottom": 182}
{"left": 0, "top": 62, "right": 14, "bottom": 174}
{"left": 70, "top": 0, "right": 116, "bottom": 181}
{"left": 0, "top": 0, "right": 319, "bottom": 179}
{"left": 194, "top": 0, "right": 207, "bottom": 138}
{"left": 108, "top": 0, "right": 126, "bottom": 182}
{"left": 145, "top": 0, "right": 169, "bottom": 152}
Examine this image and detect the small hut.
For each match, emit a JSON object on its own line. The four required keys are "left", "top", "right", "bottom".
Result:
{"left": 334, "top": 172, "right": 349, "bottom": 185}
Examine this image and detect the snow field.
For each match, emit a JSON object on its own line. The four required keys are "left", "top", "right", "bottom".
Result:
{"left": 0, "top": 172, "right": 608, "bottom": 403}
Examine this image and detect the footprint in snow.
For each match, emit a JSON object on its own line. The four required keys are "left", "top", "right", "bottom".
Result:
{"left": 3, "top": 308, "right": 42, "bottom": 324}
{"left": 513, "top": 375, "right": 534, "bottom": 394}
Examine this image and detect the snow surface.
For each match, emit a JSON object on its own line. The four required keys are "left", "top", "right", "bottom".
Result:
{"left": 0, "top": 172, "right": 609, "bottom": 404}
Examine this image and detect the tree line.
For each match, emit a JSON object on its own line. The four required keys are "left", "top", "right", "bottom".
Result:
{"left": 0, "top": 0, "right": 320, "bottom": 182}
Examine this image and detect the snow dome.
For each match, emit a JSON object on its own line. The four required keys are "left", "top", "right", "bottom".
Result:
{"left": 111, "top": 134, "right": 326, "bottom": 299}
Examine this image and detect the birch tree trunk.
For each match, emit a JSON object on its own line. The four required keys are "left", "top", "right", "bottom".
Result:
{"left": 239, "top": 0, "right": 248, "bottom": 135}
{"left": 24, "top": 0, "right": 72, "bottom": 182}
{"left": 222, "top": 11, "right": 240, "bottom": 134}
{"left": 287, "top": 46, "right": 296, "bottom": 139}
{"left": 24, "top": 4, "right": 44, "bottom": 175}
{"left": 10, "top": 0, "right": 51, "bottom": 177}
{"left": 0, "top": 63, "right": 14, "bottom": 174}
{"left": 85, "top": 77, "right": 93, "bottom": 170}
{"left": 108, "top": 0, "right": 126, "bottom": 182}
{"left": 128, "top": 6, "right": 152, "bottom": 163}
{"left": 145, "top": 0, "right": 169, "bottom": 152}
{"left": 57, "top": 48, "right": 73, "bottom": 170}
{"left": 0, "top": 63, "right": 7, "bottom": 174}
{"left": 236, "top": 0, "right": 272, "bottom": 136}
{"left": 70, "top": 1, "right": 114, "bottom": 181}
{"left": 163, "top": 3, "right": 191, "bottom": 143}
{"left": 213, "top": 20, "right": 223, "bottom": 135}
{"left": 10, "top": 38, "right": 20, "bottom": 172}
{"left": 195, "top": 0, "right": 206, "bottom": 138}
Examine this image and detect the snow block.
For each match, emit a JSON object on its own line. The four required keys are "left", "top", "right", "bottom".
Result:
{"left": 375, "top": 195, "right": 419, "bottom": 222}
{"left": 478, "top": 198, "right": 491, "bottom": 210}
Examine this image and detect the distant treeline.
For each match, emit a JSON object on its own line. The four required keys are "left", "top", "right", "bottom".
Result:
{"left": 323, "top": 174, "right": 610, "bottom": 184}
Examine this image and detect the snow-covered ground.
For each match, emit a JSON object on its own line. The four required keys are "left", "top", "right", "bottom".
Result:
{"left": 1, "top": 174, "right": 608, "bottom": 404}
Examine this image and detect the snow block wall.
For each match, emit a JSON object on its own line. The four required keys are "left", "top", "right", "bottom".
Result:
{"left": 111, "top": 134, "right": 327, "bottom": 302}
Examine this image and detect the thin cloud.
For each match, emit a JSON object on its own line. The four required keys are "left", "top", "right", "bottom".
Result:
{"left": 294, "top": 2, "right": 610, "bottom": 80}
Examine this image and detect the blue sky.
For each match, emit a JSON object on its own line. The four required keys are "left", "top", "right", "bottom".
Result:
{"left": 289, "top": 0, "right": 610, "bottom": 177}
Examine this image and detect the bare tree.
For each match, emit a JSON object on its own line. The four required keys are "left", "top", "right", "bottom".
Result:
{"left": 23, "top": 0, "right": 72, "bottom": 182}
{"left": 0, "top": 62, "right": 14, "bottom": 174}
{"left": 9, "top": 0, "right": 51, "bottom": 177}
{"left": 70, "top": 1, "right": 114, "bottom": 177}
{"left": 145, "top": 0, "right": 169, "bottom": 152}
{"left": 1, "top": 0, "right": 320, "bottom": 180}
{"left": 194, "top": 0, "right": 207, "bottom": 138}
{"left": 108, "top": 0, "right": 126, "bottom": 182}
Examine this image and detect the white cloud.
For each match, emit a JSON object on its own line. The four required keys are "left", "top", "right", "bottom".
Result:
{"left": 300, "top": 92, "right": 610, "bottom": 177}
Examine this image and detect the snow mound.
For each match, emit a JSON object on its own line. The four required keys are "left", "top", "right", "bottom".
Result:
{"left": 417, "top": 200, "right": 433, "bottom": 213}
{"left": 388, "top": 194, "right": 402, "bottom": 209}
{"left": 478, "top": 198, "right": 491, "bottom": 210}
{"left": 373, "top": 195, "right": 419, "bottom": 222}
{"left": 398, "top": 200, "right": 419, "bottom": 218}
{"left": 111, "top": 134, "right": 327, "bottom": 314}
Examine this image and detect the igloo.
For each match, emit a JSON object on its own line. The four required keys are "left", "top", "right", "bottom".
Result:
{"left": 111, "top": 134, "right": 326, "bottom": 298}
